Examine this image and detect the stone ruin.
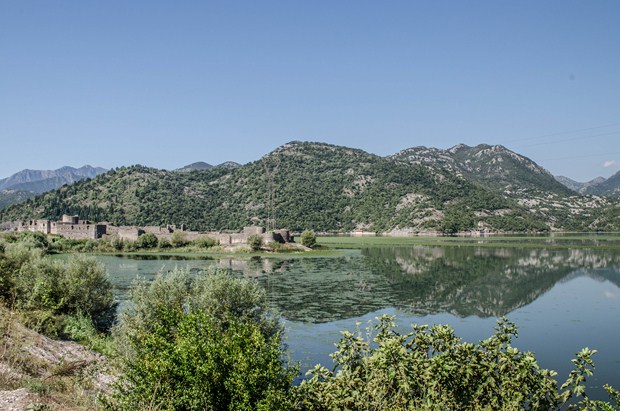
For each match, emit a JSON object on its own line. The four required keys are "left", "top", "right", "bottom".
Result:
{"left": 2, "top": 214, "right": 292, "bottom": 245}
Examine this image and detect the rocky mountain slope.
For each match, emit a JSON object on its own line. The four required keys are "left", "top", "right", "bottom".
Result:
{"left": 0, "top": 165, "right": 107, "bottom": 210}
{"left": 391, "top": 144, "right": 574, "bottom": 197}
{"left": 0, "top": 165, "right": 106, "bottom": 192}
{"left": 1, "top": 142, "right": 618, "bottom": 233}
{"left": 584, "top": 170, "right": 620, "bottom": 196}
{"left": 555, "top": 175, "right": 606, "bottom": 194}
{"left": 556, "top": 172, "right": 620, "bottom": 197}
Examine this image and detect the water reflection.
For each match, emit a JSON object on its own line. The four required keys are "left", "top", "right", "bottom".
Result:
{"left": 247, "top": 246, "right": 620, "bottom": 322}
{"left": 99, "top": 247, "right": 620, "bottom": 324}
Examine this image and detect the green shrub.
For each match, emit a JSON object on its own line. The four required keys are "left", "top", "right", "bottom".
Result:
{"left": 170, "top": 231, "right": 188, "bottom": 248}
{"left": 300, "top": 316, "right": 562, "bottom": 410}
{"left": 247, "top": 234, "right": 263, "bottom": 251}
{"left": 16, "top": 231, "right": 49, "bottom": 250}
{"left": 300, "top": 230, "right": 317, "bottom": 248}
{"left": 63, "top": 312, "right": 115, "bottom": 355}
{"left": 107, "top": 268, "right": 296, "bottom": 410}
{"left": 193, "top": 235, "right": 218, "bottom": 248}
{"left": 111, "top": 236, "right": 125, "bottom": 251}
{"left": 158, "top": 237, "right": 172, "bottom": 249}
{"left": 81, "top": 239, "right": 97, "bottom": 252}
{"left": 136, "top": 232, "right": 158, "bottom": 249}
{"left": 11, "top": 254, "right": 116, "bottom": 334}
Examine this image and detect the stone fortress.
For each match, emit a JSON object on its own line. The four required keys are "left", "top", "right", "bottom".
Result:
{"left": 2, "top": 215, "right": 293, "bottom": 245}
{"left": 5, "top": 215, "right": 106, "bottom": 240}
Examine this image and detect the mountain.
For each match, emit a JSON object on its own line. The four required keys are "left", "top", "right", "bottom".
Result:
{"left": 0, "top": 165, "right": 107, "bottom": 193}
{"left": 391, "top": 144, "right": 574, "bottom": 197}
{"left": 583, "top": 171, "right": 620, "bottom": 197}
{"left": 0, "top": 165, "right": 107, "bottom": 210}
{"left": 390, "top": 144, "right": 620, "bottom": 231}
{"left": 217, "top": 161, "right": 241, "bottom": 169}
{"left": 1, "top": 142, "right": 618, "bottom": 233}
{"left": 175, "top": 162, "right": 213, "bottom": 172}
{"left": 555, "top": 175, "right": 606, "bottom": 194}
{"left": 0, "top": 141, "right": 549, "bottom": 233}
{"left": 175, "top": 161, "right": 241, "bottom": 172}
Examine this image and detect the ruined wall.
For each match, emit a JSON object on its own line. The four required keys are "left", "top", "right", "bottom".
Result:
{"left": 2, "top": 217, "right": 292, "bottom": 246}
{"left": 61, "top": 215, "right": 79, "bottom": 224}
{"left": 16, "top": 220, "right": 51, "bottom": 234}
{"left": 243, "top": 226, "right": 265, "bottom": 236}
{"left": 50, "top": 222, "right": 106, "bottom": 240}
{"left": 117, "top": 228, "right": 145, "bottom": 242}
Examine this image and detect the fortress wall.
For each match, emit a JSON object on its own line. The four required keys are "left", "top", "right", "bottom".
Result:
{"left": 0, "top": 221, "right": 19, "bottom": 231}
{"left": 3, "top": 217, "right": 290, "bottom": 247}
{"left": 142, "top": 226, "right": 174, "bottom": 235}
{"left": 16, "top": 220, "right": 50, "bottom": 234}
{"left": 117, "top": 228, "right": 144, "bottom": 242}
{"left": 51, "top": 222, "right": 106, "bottom": 240}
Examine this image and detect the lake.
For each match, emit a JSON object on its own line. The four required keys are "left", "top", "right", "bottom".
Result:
{"left": 95, "top": 242, "right": 620, "bottom": 400}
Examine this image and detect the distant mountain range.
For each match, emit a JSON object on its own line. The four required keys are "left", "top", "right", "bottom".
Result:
{"left": 2, "top": 141, "right": 619, "bottom": 233}
{"left": 0, "top": 166, "right": 107, "bottom": 209}
{"left": 555, "top": 172, "right": 620, "bottom": 196}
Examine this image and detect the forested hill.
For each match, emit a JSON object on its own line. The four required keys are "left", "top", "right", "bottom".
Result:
{"left": 1, "top": 141, "right": 618, "bottom": 233}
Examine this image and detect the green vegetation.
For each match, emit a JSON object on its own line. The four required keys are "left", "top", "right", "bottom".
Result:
{"left": 193, "top": 235, "right": 219, "bottom": 248}
{"left": 0, "top": 235, "right": 115, "bottom": 409}
{"left": 247, "top": 233, "right": 263, "bottom": 251}
{"left": 135, "top": 232, "right": 158, "bottom": 249}
{"left": 105, "top": 269, "right": 296, "bottom": 410}
{"left": 0, "top": 235, "right": 116, "bottom": 337}
{"left": 300, "top": 230, "right": 317, "bottom": 248}
{"left": 299, "top": 316, "right": 613, "bottom": 410}
{"left": 318, "top": 234, "right": 620, "bottom": 250}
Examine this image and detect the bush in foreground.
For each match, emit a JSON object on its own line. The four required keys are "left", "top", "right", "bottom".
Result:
{"left": 299, "top": 316, "right": 618, "bottom": 411}
{"left": 1, "top": 242, "right": 116, "bottom": 336}
{"left": 106, "top": 269, "right": 296, "bottom": 410}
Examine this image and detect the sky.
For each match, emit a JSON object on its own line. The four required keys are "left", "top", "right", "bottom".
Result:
{"left": 1, "top": 1, "right": 619, "bottom": 182}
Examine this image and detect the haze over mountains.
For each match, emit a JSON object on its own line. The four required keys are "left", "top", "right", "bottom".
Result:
{"left": 1, "top": 142, "right": 619, "bottom": 233}
{"left": 555, "top": 173, "right": 620, "bottom": 197}
{"left": 0, "top": 166, "right": 107, "bottom": 209}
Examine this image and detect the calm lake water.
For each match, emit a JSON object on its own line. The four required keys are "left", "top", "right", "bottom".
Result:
{"left": 95, "top": 244, "right": 620, "bottom": 400}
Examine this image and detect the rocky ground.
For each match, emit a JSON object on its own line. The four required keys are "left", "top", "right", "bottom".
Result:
{"left": 0, "top": 309, "right": 112, "bottom": 410}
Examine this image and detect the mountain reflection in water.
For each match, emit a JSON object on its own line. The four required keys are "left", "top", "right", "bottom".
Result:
{"left": 245, "top": 246, "right": 620, "bottom": 323}
{"left": 100, "top": 246, "right": 620, "bottom": 324}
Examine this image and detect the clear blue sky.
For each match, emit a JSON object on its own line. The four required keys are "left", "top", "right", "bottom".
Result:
{"left": 1, "top": 1, "right": 619, "bottom": 182}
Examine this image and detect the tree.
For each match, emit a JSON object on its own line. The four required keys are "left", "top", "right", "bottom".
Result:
{"left": 300, "top": 230, "right": 317, "bottom": 248}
